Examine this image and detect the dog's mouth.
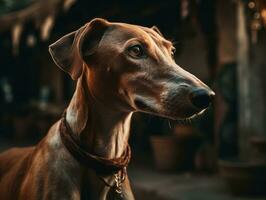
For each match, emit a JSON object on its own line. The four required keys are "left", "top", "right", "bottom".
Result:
{"left": 187, "top": 108, "right": 207, "bottom": 119}
{"left": 178, "top": 108, "right": 207, "bottom": 123}
{"left": 133, "top": 97, "right": 208, "bottom": 121}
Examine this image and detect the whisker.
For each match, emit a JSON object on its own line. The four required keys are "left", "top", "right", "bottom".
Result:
{"left": 172, "top": 107, "right": 209, "bottom": 125}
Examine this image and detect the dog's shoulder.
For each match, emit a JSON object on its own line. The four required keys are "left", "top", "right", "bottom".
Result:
{"left": 0, "top": 146, "right": 35, "bottom": 177}
{"left": 0, "top": 146, "right": 35, "bottom": 198}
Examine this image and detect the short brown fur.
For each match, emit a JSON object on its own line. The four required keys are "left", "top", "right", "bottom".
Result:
{"left": 0, "top": 18, "right": 213, "bottom": 200}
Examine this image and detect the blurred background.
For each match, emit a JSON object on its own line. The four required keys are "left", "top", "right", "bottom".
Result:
{"left": 0, "top": 0, "right": 266, "bottom": 199}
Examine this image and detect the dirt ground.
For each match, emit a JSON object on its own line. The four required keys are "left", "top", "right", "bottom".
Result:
{"left": 1, "top": 138, "right": 266, "bottom": 200}
{"left": 129, "top": 166, "right": 266, "bottom": 200}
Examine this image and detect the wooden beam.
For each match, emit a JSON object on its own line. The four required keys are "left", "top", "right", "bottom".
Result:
{"left": 0, "top": 0, "right": 64, "bottom": 32}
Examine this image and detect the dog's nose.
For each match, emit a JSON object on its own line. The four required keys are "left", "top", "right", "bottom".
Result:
{"left": 190, "top": 89, "right": 215, "bottom": 109}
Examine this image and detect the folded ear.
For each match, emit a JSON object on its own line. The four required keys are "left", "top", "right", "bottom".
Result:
{"left": 80, "top": 18, "right": 110, "bottom": 60}
{"left": 49, "top": 18, "right": 109, "bottom": 80}
{"left": 151, "top": 25, "right": 163, "bottom": 36}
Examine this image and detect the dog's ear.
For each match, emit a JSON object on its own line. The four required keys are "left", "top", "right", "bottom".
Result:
{"left": 49, "top": 28, "right": 85, "bottom": 80}
{"left": 80, "top": 18, "right": 109, "bottom": 61}
{"left": 151, "top": 26, "right": 163, "bottom": 36}
{"left": 49, "top": 18, "right": 109, "bottom": 80}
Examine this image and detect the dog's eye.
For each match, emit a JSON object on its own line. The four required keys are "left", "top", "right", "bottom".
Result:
{"left": 127, "top": 45, "right": 145, "bottom": 58}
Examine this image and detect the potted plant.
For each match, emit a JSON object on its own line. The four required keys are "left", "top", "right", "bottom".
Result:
{"left": 150, "top": 122, "right": 202, "bottom": 171}
{"left": 250, "top": 136, "right": 266, "bottom": 163}
{"left": 219, "top": 137, "right": 266, "bottom": 196}
{"left": 219, "top": 159, "right": 266, "bottom": 196}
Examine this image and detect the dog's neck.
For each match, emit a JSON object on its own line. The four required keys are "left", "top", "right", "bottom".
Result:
{"left": 66, "top": 74, "right": 132, "bottom": 159}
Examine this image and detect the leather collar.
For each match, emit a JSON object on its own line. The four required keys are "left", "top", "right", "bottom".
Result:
{"left": 59, "top": 111, "right": 131, "bottom": 175}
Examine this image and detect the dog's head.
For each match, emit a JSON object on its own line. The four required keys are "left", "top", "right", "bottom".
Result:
{"left": 49, "top": 18, "right": 214, "bottom": 120}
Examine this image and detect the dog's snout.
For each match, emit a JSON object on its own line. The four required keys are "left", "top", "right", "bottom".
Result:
{"left": 190, "top": 89, "right": 215, "bottom": 109}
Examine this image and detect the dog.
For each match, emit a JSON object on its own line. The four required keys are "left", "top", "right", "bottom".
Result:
{"left": 0, "top": 18, "right": 214, "bottom": 200}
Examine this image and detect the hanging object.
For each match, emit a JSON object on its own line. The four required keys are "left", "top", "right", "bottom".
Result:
{"left": 63, "top": 0, "right": 76, "bottom": 12}
{"left": 40, "top": 15, "right": 55, "bottom": 41}
{"left": 247, "top": 0, "right": 266, "bottom": 44}
{"left": 26, "top": 34, "right": 36, "bottom": 47}
{"left": 11, "top": 23, "right": 23, "bottom": 55}
{"left": 181, "top": 0, "right": 189, "bottom": 19}
{"left": 248, "top": 1, "right": 256, "bottom": 9}
{"left": 1, "top": 0, "right": 76, "bottom": 55}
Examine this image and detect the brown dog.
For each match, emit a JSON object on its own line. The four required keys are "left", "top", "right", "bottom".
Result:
{"left": 0, "top": 18, "right": 214, "bottom": 200}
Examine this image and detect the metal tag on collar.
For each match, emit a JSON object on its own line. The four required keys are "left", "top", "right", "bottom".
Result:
{"left": 114, "top": 173, "right": 123, "bottom": 199}
{"left": 113, "top": 167, "right": 127, "bottom": 200}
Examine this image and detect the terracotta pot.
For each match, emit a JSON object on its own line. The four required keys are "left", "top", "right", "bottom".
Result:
{"left": 250, "top": 136, "right": 266, "bottom": 163}
{"left": 150, "top": 136, "right": 183, "bottom": 171}
{"left": 174, "top": 125, "right": 196, "bottom": 137}
{"left": 150, "top": 135, "right": 201, "bottom": 171}
{"left": 219, "top": 159, "right": 266, "bottom": 196}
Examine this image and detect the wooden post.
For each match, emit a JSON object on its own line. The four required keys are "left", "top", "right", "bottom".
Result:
{"left": 237, "top": 0, "right": 266, "bottom": 158}
{"left": 237, "top": 1, "right": 251, "bottom": 158}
